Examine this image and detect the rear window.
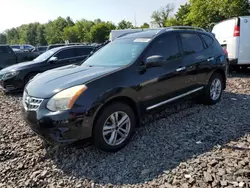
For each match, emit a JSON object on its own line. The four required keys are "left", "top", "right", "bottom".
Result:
{"left": 201, "top": 34, "right": 214, "bottom": 47}
{"left": 76, "top": 47, "right": 93, "bottom": 56}
{"left": 180, "top": 33, "right": 204, "bottom": 55}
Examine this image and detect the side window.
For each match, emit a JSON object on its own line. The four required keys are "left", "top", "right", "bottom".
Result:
{"left": 146, "top": 34, "right": 180, "bottom": 60}
{"left": 55, "top": 48, "right": 75, "bottom": 60}
{"left": 180, "top": 33, "right": 204, "bottom": 55}
{"left": 76, "top": 47, "right": 93, "bottom": 56}
{"left": 0, "top": 47, "right": 12, "bottom": 54}
{"left": 201, "top": 34, "right": 214, "bottom": 47}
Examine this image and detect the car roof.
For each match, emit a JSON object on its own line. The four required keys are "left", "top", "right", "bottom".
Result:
{"left": 50, "top": 45, "right": 94, "bottom": 51}
{"left": 118, "top": 26, "right": 207, "bottom": 40}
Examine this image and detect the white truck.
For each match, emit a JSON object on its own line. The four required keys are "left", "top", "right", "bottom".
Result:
{"left": 212, "top": 16, "right": 250, "bottom": 70}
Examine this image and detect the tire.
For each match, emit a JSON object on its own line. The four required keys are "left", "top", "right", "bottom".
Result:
{"left": 93, "top": 102, "right": 136, "bottom": 152}
{"left": 201, "top": 73, "right": 224, "bottom": 105}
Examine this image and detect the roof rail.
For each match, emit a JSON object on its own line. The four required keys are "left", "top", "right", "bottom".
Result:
{"left": 167, "top": 26, "right": 206, "bottom": 31}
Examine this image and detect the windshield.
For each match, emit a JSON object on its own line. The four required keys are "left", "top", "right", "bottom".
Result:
{"left": 84, "top": 38, "right": 149, "bottom": 67}
{"left": 33, "top": 48, "right": 59, "bottom": 62}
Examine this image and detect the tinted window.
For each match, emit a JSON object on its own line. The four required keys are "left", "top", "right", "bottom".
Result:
{"left": 55, "top": 48, "right": 75, "bottom": 60}
{"left": 180, "top": 33, "right": 204, "bottom": 55}
{"left": 146, "top": 34, "right": 180, "bottom": 60}
{"left": 76, "top": 47, "right": 93, "bottom": 56}
{"left": 201, "top": 34, "right": 214, "bottom": 47}
{"left": 84, "top": 38, "right": 148, "bottom": 67}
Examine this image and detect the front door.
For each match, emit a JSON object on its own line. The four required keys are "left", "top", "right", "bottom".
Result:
{"left": 48, "top": 48, "right": 77, "bottom": 69}
{"left": 137, "top": 33, "right": 191, "bottom": 111}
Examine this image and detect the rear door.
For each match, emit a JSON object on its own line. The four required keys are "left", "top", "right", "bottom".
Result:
{"left": 178, "top": 32, "right": 208, "bottom": 90}
{"left": 48, "top": 48, "right": 76, "bottom": 69}
{"left": 75, "top": 47, "right": 94, "bottom": 64}
{"left": 238, "top": 17, "right": 250, "bottom": 64}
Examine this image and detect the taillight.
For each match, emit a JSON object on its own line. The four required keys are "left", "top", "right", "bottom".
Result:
{"left": 223, "top": 48, "right": 228, "bottom": 57}
{"left": 233, "top": 26, "right": 240, "bottom": 37}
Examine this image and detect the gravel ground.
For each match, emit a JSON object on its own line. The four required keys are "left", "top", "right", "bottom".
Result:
{"left": 0, "top": 72, "right": 250, "bottom": 188}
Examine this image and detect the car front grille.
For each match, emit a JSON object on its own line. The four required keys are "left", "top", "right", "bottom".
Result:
{"left": 22, "top": 91, "right": 43, "bottom": 111}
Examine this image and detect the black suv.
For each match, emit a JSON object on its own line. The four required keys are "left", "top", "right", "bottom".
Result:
{"left": 22, "top": 27, "right": 228, "bottom": 152}
{"left": 0, "top": 45, "right": 94, "bottom": 92}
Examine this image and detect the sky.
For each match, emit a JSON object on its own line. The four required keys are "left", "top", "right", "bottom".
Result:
{"left": 0, "top": 0, "right": 187, "bottom": 32}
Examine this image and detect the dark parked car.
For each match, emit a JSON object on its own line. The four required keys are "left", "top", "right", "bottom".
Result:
{"left": 0, "top": 45, "right": 94, "bottom": 92}
{"left": 11, "top": 44, "right": 35, "bottom": 51}
{"left": 46, "top": 43, "right": 83, "bottom": 51}
{"left": 21, "top": 27, "right": 228, "bottom": 152}
{"left": 0, "top": 45, "right": 40, "bottom": 70}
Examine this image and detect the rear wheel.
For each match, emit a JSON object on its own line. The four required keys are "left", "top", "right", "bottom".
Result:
{"left": 93, "top": 103, "right": 136, "bottom": 152}
{"left": 201, "top": 73, "right": 223, "bottom": 105}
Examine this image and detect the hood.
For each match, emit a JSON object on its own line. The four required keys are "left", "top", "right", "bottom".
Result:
{"left": 0, "top": 61, "right": 41, "bottom": 74}
{"left": 26, "top": 64, "right": 119, "bottom": 98}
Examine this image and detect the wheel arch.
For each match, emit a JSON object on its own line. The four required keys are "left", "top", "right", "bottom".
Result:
{"left": 92, "top": 96, "right": 141, "bottom": 133}
{"left": 211, "top": 68, "right": 227, "bottom": 90}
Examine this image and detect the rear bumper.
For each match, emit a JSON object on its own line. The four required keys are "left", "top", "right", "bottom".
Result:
{"left": 228, "top": 58, "right": 238, "bottom": 65}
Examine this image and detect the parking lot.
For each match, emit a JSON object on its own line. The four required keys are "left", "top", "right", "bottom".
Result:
{"left": 0, "top": 70, "right": 249, "bottom": 188}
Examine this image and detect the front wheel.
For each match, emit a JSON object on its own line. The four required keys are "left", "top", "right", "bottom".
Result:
{"left": 93, "top": 103, "right": 136, "bottom": 152}
{"left": 201, "top": 73, "right": 223, "bottom": 105}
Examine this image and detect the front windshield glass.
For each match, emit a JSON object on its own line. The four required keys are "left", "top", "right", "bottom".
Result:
{"left": 84, "top": 38, "right": 150, "bottom": 67}
{"left": 33, "top": 48, "right": 59, "bottom": 62}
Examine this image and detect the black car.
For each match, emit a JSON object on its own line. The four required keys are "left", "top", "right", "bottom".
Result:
{"left": 22, "top": 27, "right": 228, "bottom": 152}
{"left": 0, "top": 45, "right": 40, "bottom": 70}
{"left": 0, "top": 45, "right": 94, "bottom": 92}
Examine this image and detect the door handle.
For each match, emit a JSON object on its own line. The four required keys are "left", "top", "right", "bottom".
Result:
{"left": 207, "top": 57, "right": 215, "bottom": 62}
{"left": 176, "top": 67, "right": 186, "bottom": 72}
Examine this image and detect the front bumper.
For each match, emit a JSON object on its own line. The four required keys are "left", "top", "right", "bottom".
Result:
{"left": 21, "top": 99, "right": 93, "bottom": 145}
{"left": 0, "top": 77, "right": 23, "bottom": 92}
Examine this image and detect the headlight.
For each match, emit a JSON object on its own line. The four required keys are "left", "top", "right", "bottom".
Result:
{"left": 3, "top": 71, "right": 19, "bottom": 80}
{"left": 46, "top": 85, "right": 87, "bottom": 112}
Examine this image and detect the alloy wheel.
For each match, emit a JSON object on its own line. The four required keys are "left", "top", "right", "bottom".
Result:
{"left": 102, "top": 111, "right": 131, "bottom": 146}
{"left": 210, "top": 78, "right": 222, "bottom": 101}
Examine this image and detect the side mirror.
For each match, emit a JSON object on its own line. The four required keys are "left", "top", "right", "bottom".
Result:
{"left": 48, "top": 56, "right": 58, "bottom": 63}
{"left": 145, "top": 55, "right": 164, "bottom": 68}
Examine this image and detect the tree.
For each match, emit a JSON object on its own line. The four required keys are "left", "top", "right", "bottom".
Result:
{"left": 45, "top": 17, "right": 68, "bottom": 44}
{"left": 63, "top": 25, "right": 79, "bottom": 43}
{"left": 140, "top": 23, "right": 150, "bottom": 28}
{"left": 66, "top": 16, "right": 75, "bottom": 27}
{"left": 90, "top": 22, "right": 113, "bottom": 43}
{"left": 36, "top": 25, "right": 47, "bottom": 45}
{"left": 0, "top": 33, "right": 7, "bottom": 44}
{"left": 187, "top": 0, "right": 250, "bottom": 28}
{"left": 165, "top": 17, "right": 181, "bottom": 27}
{"left": 151, "top": 4, "right": 175, "bottom": 27}
{"left": 175, "top": 3, "right": 192, "bottom": 26}
{"left": 73, "top": 19, "right": 95, "bottom": 43}
{"left": 25, "top": 23, "right": 40, "bottom": 45}
{"left": 6, "top": 28, "right": 20, "bottom": 44}
{"left": 117, "top": 20, "right": 134, "bottom": 29}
